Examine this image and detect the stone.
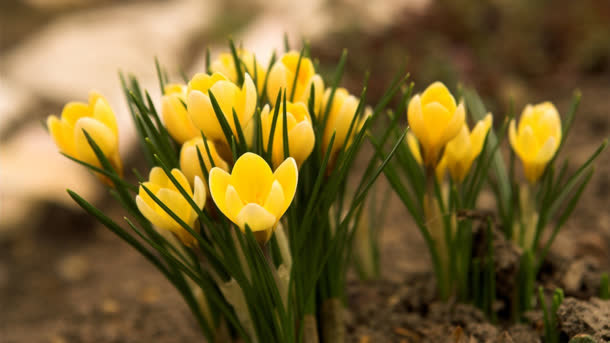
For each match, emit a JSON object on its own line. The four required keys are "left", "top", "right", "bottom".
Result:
{"left": 57, "top": 254, "right": 89, "bottom": 282}
{"left": 0, "top": 123, "right": 100, "bottom": 233}
{"left": 557, "top": 297, "right": 610, "bottom": 342}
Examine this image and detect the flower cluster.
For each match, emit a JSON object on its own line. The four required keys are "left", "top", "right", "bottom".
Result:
{"left": 47, "top": 38, "right": 604, "bottom": 340}
{"left": 48, "top": 42, "right": 381, "bottom": 343}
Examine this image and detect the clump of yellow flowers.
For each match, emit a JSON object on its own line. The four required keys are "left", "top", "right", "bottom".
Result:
{"left": 378, "top": 80, "right": 605, "bottom": 318}
{"left": 48, "top": 41, "right": 385, "bottom": 343}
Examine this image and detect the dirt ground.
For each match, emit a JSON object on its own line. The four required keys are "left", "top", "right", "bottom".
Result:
{"left": 2, "top": 1, "right": 609, "bottom": 342}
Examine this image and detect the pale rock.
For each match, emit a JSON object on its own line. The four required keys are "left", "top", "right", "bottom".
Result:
{"left": 0, "top": 123, "right": 100, "bottom": 232}
{"left": 57, "top": 254, "right": 89, "bottom": 282}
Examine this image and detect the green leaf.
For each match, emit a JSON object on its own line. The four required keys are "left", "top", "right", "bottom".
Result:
{"left": 229, "top": 38, "right": 244, "bottom": 84}
{"left": 208, "top": 90, "right": 236, "bottom": 146}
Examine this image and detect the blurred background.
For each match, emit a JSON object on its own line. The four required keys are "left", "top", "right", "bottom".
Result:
{"left": 1, "top": 0, "right": 609, "bottom": 341}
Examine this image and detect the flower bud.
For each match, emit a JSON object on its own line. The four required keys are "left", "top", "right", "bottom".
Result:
{"left": 136, "top": 167, "right": 206, "bottom": 246}
{"left": 267, "top": 51, "right": 324, "bottom": 111}
{"left": 509, "top": 102, "right": 561, "bottom": 183}
{"left": 260, "top": 101, "right": 315, "bottom": 168}
{"left": 161, "top": 84, "right": 199, "bottom": 144}
{"left": 187, "top": 72, "right": 257, "bottom": 149}
{"left": 47, "top": 91, "right": 123, "bottom": 182}
{"left": 407, "top": 82, "right": 465, "bottom": 168}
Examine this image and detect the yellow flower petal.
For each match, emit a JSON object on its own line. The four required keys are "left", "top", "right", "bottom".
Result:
{"left": 422, "top": 102, "right": 452, "bottom": 150}
{"left": 157, "top": 188, "right": 193, "bottom": 229}
{"left": 162, "top": 94, "right": 199, "bottom": 144}
{"left": 406, "top": 131, "right": 423, "bottom": 165}
{"left": 187, "top": 90, "right": 225, "bottom": 142}
{"left": 235, "top": 203, "right": 277, "bottom": 233}
{"left": 535, "top": 136, "right": 557, "bottom": 164}
{"left": 47, "top": 115, "right": 76, "bottom": 156}
{"left": 263, "top": 180, "right": 285, "bottom": 217}
{"left": 92, "top": 97, "right": 118, "bottom": 136}
{"left": 470, "top": 113, "right": 492, "bottom": 158}
{"left": 209, "top": 167, "right": 231, "bottom": 218}
{"left": 230, "top": 152, "right": 274, "bottom": 203}
{"left": 74, "top": 117, "right": 118, "bottom": 166}
{"left": 170, "top": 168, "right": 193, "bottom": 195}
{"left": 61, "top": 102, "right": 90, "bottom": 126}
{"left": 407, "top": 95, "right": 428, "bottom": 149}
{"left": 192, "top": 176, "right": 206, "bottom": 210}
{"left": 225, "top": 185, "right": 245, "bottom": 220}
{"left": 273, "top": 157, "right": 298, "bottom": 216}
{"left": 420, "top": 82, "right": 457, "bottom": 113}
{"left": 286, "top": 121, "right": 315, "bottom": 167}
{"left": 442, "top": 101, "right": 466, "bottom": 144}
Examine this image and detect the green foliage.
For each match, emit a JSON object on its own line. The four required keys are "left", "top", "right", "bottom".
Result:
{"left": 539, "top": 287, "right": 564, "bottom": 343}
{"left": 601, "top": 273, "right": 609, "bottom": 300}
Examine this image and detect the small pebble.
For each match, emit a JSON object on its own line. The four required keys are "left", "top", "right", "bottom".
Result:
{"left": 57, "top": 254, "right": 89, "bottom": 282}
{"left": 101, "top": 298, "right": 120, "bottom": 314}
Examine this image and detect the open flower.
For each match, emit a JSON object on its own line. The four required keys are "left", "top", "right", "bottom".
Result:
{"left": 509, "top": 102, "right": 562, "bottom": 183}
{"left": 47, "top": 91, "right": 123, "bottom": 181}
{"left": 180, "top": 137, "right": 229, "bottom": 186}
{"left": 210, "top": 49, "right": 266, "bottom": 91}
{"left": 321, "top": 88, "right": 370, "bottom": 163}
{"left": 260, "top": 101, "right": 315, "bottom": 168}
{"left": 161, "top": 84, "right": 199, "bottom": 144}
{"left": 187, "top": 72, "right": 257, "bottom": 148}
{"left": 209, "top": 153, "right": 298, "bottom": 243}
{"left": 136, "top": 167, "right": 205, "bottom": 246}
{"left": 407, "top": 82, "right": 465, "bottom": 169}
{"left": 437, "top": 114, "right": 493, "bottom": 183}
{"left": 267, "top": 51, "right": 324, "bottom": 110}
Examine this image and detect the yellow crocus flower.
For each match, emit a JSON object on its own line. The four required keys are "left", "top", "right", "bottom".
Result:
{"left": 180, "top": 137, "right": 229, "bottom": 186}
{"left": 259, "top": 101, "right": 315, "bottom": 168}
{"left": 208, "top": 153, "right": 298, "bottom": 243}
{"left": 187, "top": 72, "right": 257, "bottom": 148}
{"left": 321, "top": 88, "right": 370, "bottom": 163}
{"left": 161, "top": 84, "right": 200, "bottom": 144}
{"left": 47, "top": 91, "right": 123, "bottom": 180}
{"left": 438, "top": 114, "right": 493, "bottom": 183}
{"left": 407, "top": 82, "right": 465, "bottom": 169}
{"left": 267, "top": 51, "right": 324, "bottom": 110}
{"left": 136, "top": 167, "right": 206, "bottom": 246}
{"left": 509, "top": 102, "right": 562, "bottom": 183}
{"left": 210, "top": 50, "right": 266, "bottom": 91}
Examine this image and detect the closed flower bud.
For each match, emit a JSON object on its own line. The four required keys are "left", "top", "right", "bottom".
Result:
{"left": 260, "top": 101, "right": 315, "bottom": 168}
{"left": 210, "top": 50, "right": 266, "bottom": 91}
{"left": 47, "top": 91, "right": 123, "bottom": 182}
{"left": 509, "top": 102, "right": 561, "bottom": 183}
{"left": 161, "top": 84, "right": 200, "bottom": 144}
{"left": 438, "top": 114, "right": 493, "bottom": 183}
{"left": 209, "top": 153, "right": 298, "bottom": 243}
{"left": 267, "top": 51, "right": 324, "bottom": 110}
{"left": 321, "top": 88, "right": 370, "bottom": 163}
{"left": 136, "top": 167, "right": 206, "bottom": 246}
{"left": 407, "top": 82, "right": 465, "bottom": 169}
{"left": 187, "top": 72, "right": 257, "bottom": 148}
{"left": 180, "top": 137, "right": 229, "bottom": 187}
